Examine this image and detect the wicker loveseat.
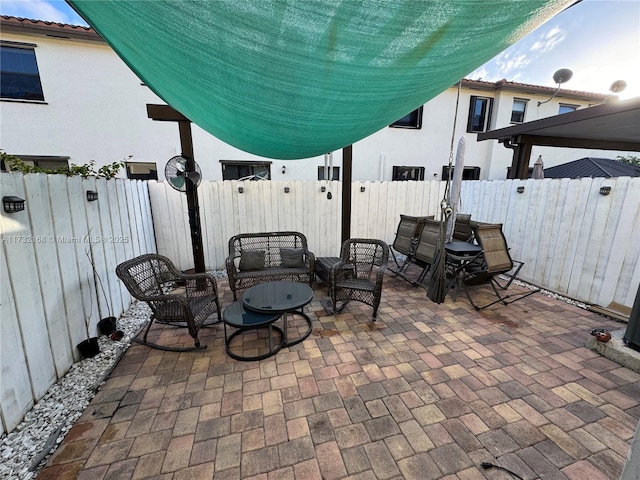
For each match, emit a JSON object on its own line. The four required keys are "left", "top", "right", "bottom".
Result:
{"left": 226, "top": 231, "right": 315, "bottom": 300}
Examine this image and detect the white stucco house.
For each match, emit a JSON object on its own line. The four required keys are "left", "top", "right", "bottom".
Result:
{"left": 2, "top": 15, "right": 626, "bottom": 183}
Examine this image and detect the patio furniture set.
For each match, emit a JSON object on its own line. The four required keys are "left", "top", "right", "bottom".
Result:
{"left": 115, "top": 218, "right": 534, "bottom": 359}
{"left": 387, "top": 213, "right": 538, "bottom": 307}
{"left": 115, "top": 231, "right": 389, "bottom": 359}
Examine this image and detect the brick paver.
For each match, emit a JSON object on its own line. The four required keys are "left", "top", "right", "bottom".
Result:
{"left": 37, "top": 275, "right": 637, "bottom": 479}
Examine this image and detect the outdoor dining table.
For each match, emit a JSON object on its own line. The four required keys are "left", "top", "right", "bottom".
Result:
{"left": 444, "top": 240, "right": 483, "bottom": 300}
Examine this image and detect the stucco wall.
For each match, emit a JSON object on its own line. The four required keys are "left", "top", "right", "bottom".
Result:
{"left": 1, "top": 29, "right": 632, "bottom": 182}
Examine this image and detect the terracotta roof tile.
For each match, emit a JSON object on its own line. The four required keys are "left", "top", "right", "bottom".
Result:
{"left": 1, "top": 15, "right": 101, "bottom": 41}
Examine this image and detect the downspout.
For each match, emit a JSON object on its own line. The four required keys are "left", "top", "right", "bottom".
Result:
{"left": 500, "top": 138, "right": 531, "bottom": 180}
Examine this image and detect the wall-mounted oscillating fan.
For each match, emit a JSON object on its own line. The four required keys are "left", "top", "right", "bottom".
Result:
{"left": 164, "top": 155, "right": 202, "bottom": 192}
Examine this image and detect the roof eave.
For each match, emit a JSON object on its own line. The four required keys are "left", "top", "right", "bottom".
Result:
{"left": 0, "top": 16, "right": 103, "bottom": 43}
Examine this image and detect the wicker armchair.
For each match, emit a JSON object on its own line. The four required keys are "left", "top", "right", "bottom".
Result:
{"left": 116, "top": 254, "right": 221, "bottom": 351}
{"left": 330, "top": 238, "right": 389, "bottom": 320}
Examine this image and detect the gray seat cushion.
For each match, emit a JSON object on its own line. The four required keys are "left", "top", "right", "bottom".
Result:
{"left": 280, "top": 248, "right": 304, "bottom": 268}
{"left": 239, "top": 250, "right": 265, "bottom": 271}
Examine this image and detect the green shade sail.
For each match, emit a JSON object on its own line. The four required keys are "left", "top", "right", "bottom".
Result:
{"left": 69, "top": 0, "right": 574, "bottom": 159}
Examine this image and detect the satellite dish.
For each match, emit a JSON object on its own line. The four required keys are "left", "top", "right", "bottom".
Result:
{"left": 552, "top": 68, "right": 573, "bottom": 84}
{"left": 609, "top": 80, "right": 627, "bottom": 93}
{"left": 164, "top": 156, "right": 202, "bottom": 192}
{"left": 538, "top": 68, "right": 573, "bottom": 106}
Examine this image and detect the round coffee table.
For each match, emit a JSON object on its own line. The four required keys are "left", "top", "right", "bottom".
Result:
{"left": 243, "top": 281, "right": 314, "bottom": 347}
{"left": 222, "top": 301, "right": 283, "bottom": 361}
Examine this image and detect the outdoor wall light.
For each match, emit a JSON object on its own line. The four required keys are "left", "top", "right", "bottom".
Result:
{"left": 281, "top": 165, "right": 286, "bottom": 174}
{"left": 86, "top": 190, "right": 99, "bottom": 202}
{"left": 3, "top": 196, "right": 25, "bottom": 213}
{"left": 517, "top": 186, "right": 525, "bottom": 193}
{"left": 360, "top": 186, "right": 366, "bottom": 192}
{"left": 320, "top": 186, "right": 326, "bottom": 192}
{"left": 238, "top": 186, "right": 244, "bottom": 193}
{"left": 599, "top": 186, "right": 611, "bottom": 196}
{"left": 284, "top": 186, "right": 290, "bottom": 193}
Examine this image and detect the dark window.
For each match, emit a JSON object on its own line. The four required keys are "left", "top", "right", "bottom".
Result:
{"left": 506, "top": 166, "right": 534, "bottom": 178}
{"left": 392, "top": 166, "right": 425, "bottom": 181}
{"left": 126, "top": 162, "right": 158, "bottom": 180}
{"left": 2, "top": 155, "right": 68, "bottom": 171}
{"left": 466, "top": 96, "right": 493, "bottom": 132}
{"left": 1, "top": 45, "right": 45, "bottom": 101}
{"left": 221, "top": 161, "right": 271, "bottom": 180}
{"left": 511, "top": 99, "right": 527, "bottom": 123}
{"left": 317, "top": 166, "right": 340, "bottom": 180}
{"left": 390, "top": 106, "right": 423, "bottom": 129}
{"left": 558, "top": 104, "right": 578, "bottom": 114}
{"left": 441, "top": 166, "right": 481, "bottom": 180}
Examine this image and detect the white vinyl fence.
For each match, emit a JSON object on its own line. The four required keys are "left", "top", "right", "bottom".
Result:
{"left": 0, "top": 173, "right": 155, "bottom": 434}
{"left": 2, "top": 175, "right": 638, "bottom": 435}
{"left": 150, "top": 177, "right": 640, "bottom": 310}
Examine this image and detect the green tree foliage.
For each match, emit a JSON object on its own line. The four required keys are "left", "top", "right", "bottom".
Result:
{"left": 615, "top": 155, "right": 640, "bottom": 167}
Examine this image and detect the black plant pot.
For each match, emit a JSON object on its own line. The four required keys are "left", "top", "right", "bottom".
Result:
{"left": 98, "top": 316, "right": 117, "bottom": 335}
{"left": 77, "top": 337, "right": 100, "bottom": 359}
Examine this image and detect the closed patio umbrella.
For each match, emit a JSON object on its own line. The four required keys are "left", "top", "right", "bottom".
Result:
{"left": 533, "top": 155, "right": 545, "bottom": 179}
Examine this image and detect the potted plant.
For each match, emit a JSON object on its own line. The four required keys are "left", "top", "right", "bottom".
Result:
{"left": 86, "top": 229, "right": 117, "bottom": 336}
{"left": 77, "top": 273, "right": 101, "bottom": 359}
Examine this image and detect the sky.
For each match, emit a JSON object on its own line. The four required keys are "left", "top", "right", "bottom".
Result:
{"left": 1, "top": 0, "right": 639, "bottom": 99}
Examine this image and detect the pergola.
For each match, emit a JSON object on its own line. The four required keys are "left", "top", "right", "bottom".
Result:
{"left": 480, "top": 96, "right": 640, "bottom": 355}
{"left": 477, "top": 96, "right": 640, "bottom": 179}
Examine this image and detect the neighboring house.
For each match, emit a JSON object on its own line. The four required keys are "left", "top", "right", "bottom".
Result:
{"left": 1, "top": 15, "right": 626, "bottom": 182}
{"left": 543, "top": 157, "right": 640, "bottom": 179}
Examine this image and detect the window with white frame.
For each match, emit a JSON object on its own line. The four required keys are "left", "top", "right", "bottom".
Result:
{"left": 1, "top": 43, "right": 45, "bottom": 101}
{"left": 511, "top": 99, "right": 528, "bottom": 123}
{"left": 466, "top": 96, "right": 493, "bottom": 132}
{"left": 558, "top": 104, "right": 578, "bottom": 114}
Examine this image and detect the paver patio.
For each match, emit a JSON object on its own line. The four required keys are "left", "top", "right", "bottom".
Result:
{"left": 37, "top": 271, "right": 639, "bottom": 480}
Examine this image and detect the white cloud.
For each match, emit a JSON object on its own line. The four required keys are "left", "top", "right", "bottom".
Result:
{"left": 467, "top": 66, "right": 490, "bottom": 81}
{"left": 495, "top": 52, "right": 531, "bottom": 76}
{"left": 530, "top": 25, "right": 565, "bottom": 53}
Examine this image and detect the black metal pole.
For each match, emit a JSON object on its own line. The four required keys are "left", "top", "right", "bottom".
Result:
{"left": 178, "top": 120, "right": 206, "bottom": 273}
{"left": 624, "top": 283, "right": 640, "bottom": 352}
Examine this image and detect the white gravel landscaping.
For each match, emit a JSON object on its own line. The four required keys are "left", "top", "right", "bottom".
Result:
{"left": 0, "top": 302, "right": 151, "bottom": 480}
{"left": 0, "top": 270, "right": 229, "bottom": 480}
